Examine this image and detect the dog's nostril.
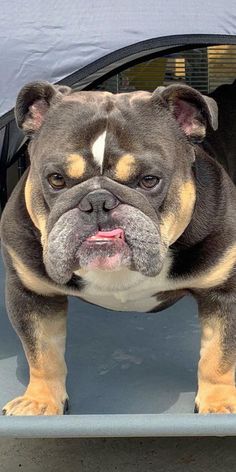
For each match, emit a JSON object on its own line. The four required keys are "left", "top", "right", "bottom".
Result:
{"left": 103, "top": 195, "right": 119, "bottom": 212}
{"left": 79, "top": 199, "right": 93, "bottom": 212}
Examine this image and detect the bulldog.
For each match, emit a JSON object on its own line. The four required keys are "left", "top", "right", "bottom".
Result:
{"left": 1, "top": 80, "right": 236, "bottom": 416}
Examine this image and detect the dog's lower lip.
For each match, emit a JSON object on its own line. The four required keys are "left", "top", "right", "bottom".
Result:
{"left": 86, "top": 228, "right": 125, "bottom": 242}
{"left": 86, "top": 240, "right": 115, "bottom": 245}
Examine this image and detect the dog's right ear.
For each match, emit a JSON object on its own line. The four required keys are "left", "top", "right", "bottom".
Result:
{"left": 15, "top": 81, "right": 71, "bottom": 136}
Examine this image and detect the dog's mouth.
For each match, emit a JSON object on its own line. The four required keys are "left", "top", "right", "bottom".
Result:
{"left": 75, "top": 228, "right": 131, "bottom": 271}
{"left": 85, "top": 228, "right": 125, "bottom": 244}
{"left": 45, "top": 205, "right": 165, "bottom": 284}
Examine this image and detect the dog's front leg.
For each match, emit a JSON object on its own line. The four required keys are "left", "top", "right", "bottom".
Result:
{"left": 195, "top": 291, "right": 236, "bottom": 414}
{"left": 3, "top": 271, "right": 68, "bottom": 416}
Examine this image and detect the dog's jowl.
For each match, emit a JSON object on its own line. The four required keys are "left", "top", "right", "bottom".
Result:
{"left": 1, "top": 81, "right": 236, "bottom": 415}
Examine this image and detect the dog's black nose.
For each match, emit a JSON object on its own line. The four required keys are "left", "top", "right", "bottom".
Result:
{"left": 79, "top": 190, "right": 120, "bottom": 213}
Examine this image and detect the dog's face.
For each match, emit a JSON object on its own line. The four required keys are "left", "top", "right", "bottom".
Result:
{"left": 16, "top": 81, "right": 217, "bottom": 285}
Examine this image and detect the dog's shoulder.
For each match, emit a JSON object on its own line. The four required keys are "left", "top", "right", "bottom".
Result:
{"left": 1, "top": 170, "right": 32, "bottom": 244}
{"left": 184, "top": 146, "right": 236, "bottom": 244}
{"left": 170, "top": 146, "right": 236, "bottom": 285}
{"left": 1, "top": 170, "right": 49, "bottom": 290}
{"left": 1, "top": 170, "right": 43, "bottom": 271}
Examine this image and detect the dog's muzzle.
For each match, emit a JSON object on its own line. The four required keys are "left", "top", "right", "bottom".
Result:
{"left": 43, "top": 181, "right": 168, "bottom": 284}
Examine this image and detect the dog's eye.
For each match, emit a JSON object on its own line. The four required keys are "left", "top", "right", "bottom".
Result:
{"left": 48, "top": 173, "right": 66, "bottom": 190}
{"left": 139, "top": 175, "right": 160, "bottom": 189}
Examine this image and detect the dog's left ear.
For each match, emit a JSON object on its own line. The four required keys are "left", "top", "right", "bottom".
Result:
{"left": 152, "top": 84, "right": 218, "bottom": 142}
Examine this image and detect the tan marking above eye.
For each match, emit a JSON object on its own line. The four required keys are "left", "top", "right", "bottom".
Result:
{"left": 115, "top": 154, "right": 136, "bottom": 181}
{"left": 66, "top": 153, "right": 86, "bottom": 179}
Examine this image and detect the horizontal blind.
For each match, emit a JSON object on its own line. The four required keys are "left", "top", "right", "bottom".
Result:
{"left": 94, "top": 45, "right": 236, "bottom": 94}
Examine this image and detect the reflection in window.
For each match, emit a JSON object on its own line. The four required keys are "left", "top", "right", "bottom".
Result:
{"left": 93, "top": 45, "right": 236, "bottom": 95}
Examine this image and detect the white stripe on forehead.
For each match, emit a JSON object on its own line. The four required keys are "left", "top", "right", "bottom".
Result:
{"left": 92, "top": 130, "right": 107, "bottom": 173}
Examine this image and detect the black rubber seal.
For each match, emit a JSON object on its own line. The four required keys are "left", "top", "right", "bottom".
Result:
{"left": 1, "top": 33, "right": 236, "bottom": 129}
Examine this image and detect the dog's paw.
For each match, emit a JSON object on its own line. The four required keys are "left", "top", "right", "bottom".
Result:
{"left": 195, "top": 385, "right": 236, "bottom": 414}
{"left": 2, "top": 395, "right": 68, "bottom": 416}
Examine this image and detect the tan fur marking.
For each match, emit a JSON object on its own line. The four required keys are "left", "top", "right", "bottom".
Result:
{"left": 198, "top": 319, "right": 231, "bottom": 385}
{"left": 8, "top": 247, "right": 60, "bottom": 296}
{"left": 115, "top": 154, "right": 136, "bottom": 181}
{"left": 3, "top": 316, "right": 67, "bottom": 415}
{"left": 192, "top": 243, "right": 236, "bottom": 289}
{"left": 160, "top": 180, "right": 196, "bottom": 245}
{"left": 196, "top": 317, "right": 236, "bottom": 413}
{"left": 67, "top": 153, "right": 86, "bottom": 179}
{"left": 24, "top": 176, "right": 47, "bottom": 245}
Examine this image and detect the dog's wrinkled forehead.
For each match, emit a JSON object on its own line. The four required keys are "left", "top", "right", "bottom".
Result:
{"left": 16, "top": 80, "right": 218, "bottom": 182}
{"left": 33, "top": 89, "right": 177, "bottom": 182}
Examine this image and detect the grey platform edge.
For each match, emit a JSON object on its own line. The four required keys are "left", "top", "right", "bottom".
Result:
{"left": 0, "top": 255, "right": 235, "bottom": 437}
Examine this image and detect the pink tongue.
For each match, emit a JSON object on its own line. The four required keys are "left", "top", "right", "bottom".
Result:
{"left": 87, "top": 229, "right": 124, "bottom": 240}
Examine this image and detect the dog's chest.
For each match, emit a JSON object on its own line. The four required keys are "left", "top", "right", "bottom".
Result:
{"left": 75, "top": 255, "right": 177, "bottom": 312}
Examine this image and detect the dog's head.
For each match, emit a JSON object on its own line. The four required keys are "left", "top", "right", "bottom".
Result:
{"left": 15, "top": 81, "right": 217, "bottom": 284}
